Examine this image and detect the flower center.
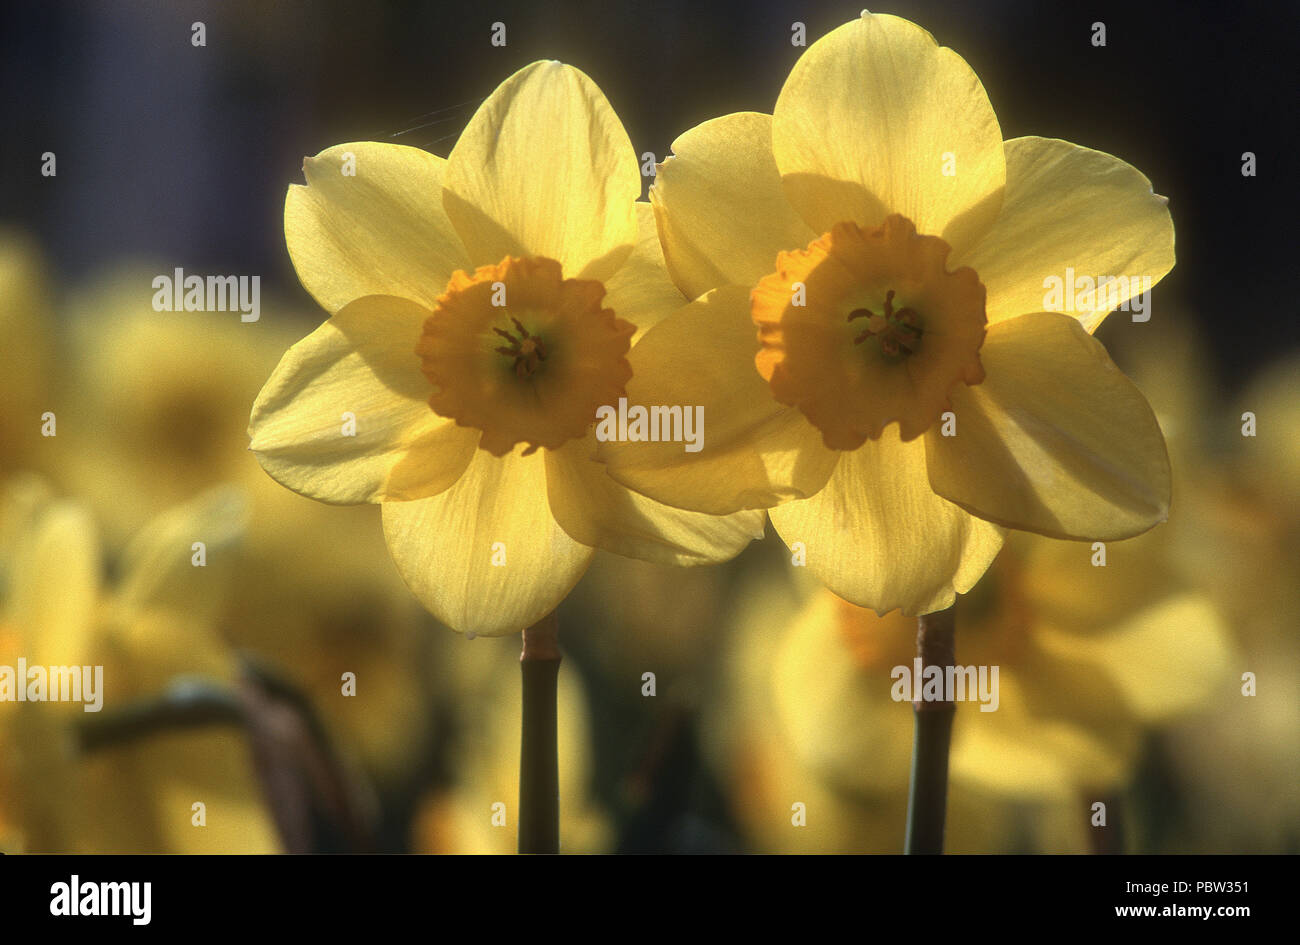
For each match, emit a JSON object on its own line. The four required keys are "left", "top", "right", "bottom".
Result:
{"left": 751, "top": 214, "right": 987, "bottom": 449}
{"left": 494, "top": 317, "right": 548, "bottom": 378}
{"left": 416, "top": 256, "right": 634, "bottom": 456}
{"left": 848, "top": 289, "right": 922, "bottom": 360}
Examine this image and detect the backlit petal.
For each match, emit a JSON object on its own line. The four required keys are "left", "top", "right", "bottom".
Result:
{"left": 285, "top": 142, "right": 470, "bottom": 312}
{"left": 769, "top": 427, "right": 1004, "bottom": 615}
{"left": 597, "top": 286, "right": 840, "bottom": 515}
{"left": 952, "top": 137, "right": 1175, "bottom": 333}
{"left": 249, "top": 295, "right": 480, "bottom": 504}
{"left": 546, "top": 434, "right": 765, "bottom": 566}
{"left": 444, "top": 61, "right": 639, "bottom": 282}
{"left": 381, "top": 446, "right": 594, "bottom": 635}
{"left": 925, "top": 312, "right": 1171, "bottom": 540}
{"left": 772, "top": 13, "right": 1004, "bottom": 257}
{"left": 650, "top": 112, "right": 816, "bottom": 300}
{"left": 602, "top": 202, "right": 689, "bottom": 342}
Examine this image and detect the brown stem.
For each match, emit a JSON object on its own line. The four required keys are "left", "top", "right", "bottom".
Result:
{"left": 904, "top": 605, "right": 957, "bottom": 855}
{"left": 518, "top": 610, "right": 560, "bottom": 854}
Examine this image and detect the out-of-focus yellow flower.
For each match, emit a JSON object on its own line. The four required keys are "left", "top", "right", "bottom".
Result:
{"left": 600, "top": 12, "right": 1173, "bottom": 616}
{"left": 0, "top": 478, "right": 279, "bottom": 853}
{"left": 0, "top": 230, "right": 55, "bottom": 478}
{"left": 49, "top": 268, "right": 305, "bottom": 545}
{"left": 410, "top": 638, "right": 608, "bottom": 853}
{"left": 43, "top": 271, "right": 441, "bottom": 785}
{"left": 705, "top": 524, "right": 1231, "bottom": 852}
{"left": 1155, "top": 350, "right": 1300, "bottom": 851}
{"left": 221, "top": 499, "right": 448, "bottom": 789}
{"left": 249, "top": 61, "right": 764, "bottom": 635}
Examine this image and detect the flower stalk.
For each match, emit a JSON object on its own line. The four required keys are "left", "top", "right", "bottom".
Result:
{"left": 904, "top": 603, "right": 957, "bottom": 854}
{"left": 518, "top": 610, "right": 561, "bottom": 854}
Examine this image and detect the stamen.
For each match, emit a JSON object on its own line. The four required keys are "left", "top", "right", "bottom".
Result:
{"left": 492, "top": 316, "right": 549, "bottom": 378}
{"left": 848, "top": 289, "right": 923, "bottom": 355}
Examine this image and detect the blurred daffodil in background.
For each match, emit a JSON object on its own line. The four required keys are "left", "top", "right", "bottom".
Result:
{"left": 1103, "top": 318, "right": 1300, "bottom": 852}
{"left": 40, "top": 269, "right": 446, "bottom": 796}
{"left": 706, "top": 525, "right": 1232, "bottom": 853}
{"left": 0, "top": 477, "right": 279, "bottom": 853}
{"left": 600, "top": 12, "right": 1173, "bottom": 616}
{"left": 249, "top": 60, "right": 763, "bottom": 636}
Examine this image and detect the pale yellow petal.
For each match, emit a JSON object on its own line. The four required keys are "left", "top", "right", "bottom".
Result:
{"left": 443, "top": 61, "right": 639, "bottom": 282}
{"left": 1035, "top": 594, "right": 1233, "bottom": 723}
{"left": 114, "top": 485, "right": 245, "bottom": 625}
{"left": 650, "top": 112, "right": 816, "bottom": 300}
{"left": 381, "top": 446, "right": 594, "bottom": 635}
{"left": 772, "top": 13, "right": 1004, "bottom": 256}
{"left": 602, "top": 201, "right": 688, "bottom": 341}
{"left": 249, "top": 295, "right": 480, "bottom": 504}
{"left": 285, "top": 142, "right": 470, "bottom": 312}
{"left": 950, "top": 669, "right": 1137, "bottom": 800}
{"left": 926, "top": 312, "right": 1171, "bottom": 540}
{"left": 769, "top": 427, "right": 1004, "bottom": 615}
{"left": 596, "top": 286, "right": 840, "bottom": 515}
{"left": 953, "top": 136, "right": 1175, "bottom": 333}
{"left": 545, "top": 434, "right": 764, "bottom": 566}
{"left": 9, "top": 501, "right": 99, "bottom": 664}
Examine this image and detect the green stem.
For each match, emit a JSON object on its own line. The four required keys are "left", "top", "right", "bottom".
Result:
{"left": 518, "top": 610, "right": 560, "bottom": 854}
{"left": 904, "top": 604, "right": 957, "bottom": 855}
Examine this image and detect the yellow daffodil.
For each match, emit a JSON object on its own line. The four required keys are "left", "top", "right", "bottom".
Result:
{"left": 49, "top": 268, "right": 307, "bottom": 545}
{"left": 40, "top": 268, "right": 447, "bottom": 785}
{"left": 706, "top": 526, "right": 1231, "bottom": 852}
{"left": 249, "top": 61, "right": 764, "bottom": 635}
{"left": 600, "top": 13, "right": 1174, "bottom": 615}
{"left": 0, "top": 479, "right": 279, "bottom": 853}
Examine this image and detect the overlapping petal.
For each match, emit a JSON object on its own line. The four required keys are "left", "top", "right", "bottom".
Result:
{"left": 597, "top": 286, "right": 840, "bottom": 515}
{"left": 769, "top": 428, "right": 1004, "bottom": 615}
{"left": 650, "top": 112, "right": 817, "bottom": 300}
{"left": 602, "top": 203, "right": 688, "bottom": 341}
{"left": 925, "top": 312, "right": 1171, "bottom": 540}
{"left": 953, "top": 137, "right": 1175, "bottom": 332}
{"left": 545, "top": 435, "right": 765, "bottom": 566}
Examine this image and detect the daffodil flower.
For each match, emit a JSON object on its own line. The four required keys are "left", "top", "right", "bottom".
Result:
{"left": 707, "top": 527, "right": 1230, "bottom": 852}
{"left": 599, "top": 13, "right": 1174, "bottom": 615}
{"left": 249, "top": 62, "right": 764, "bottom": 636}
{"left": 0, "top": 479, "right": 279, "bottom": 853}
